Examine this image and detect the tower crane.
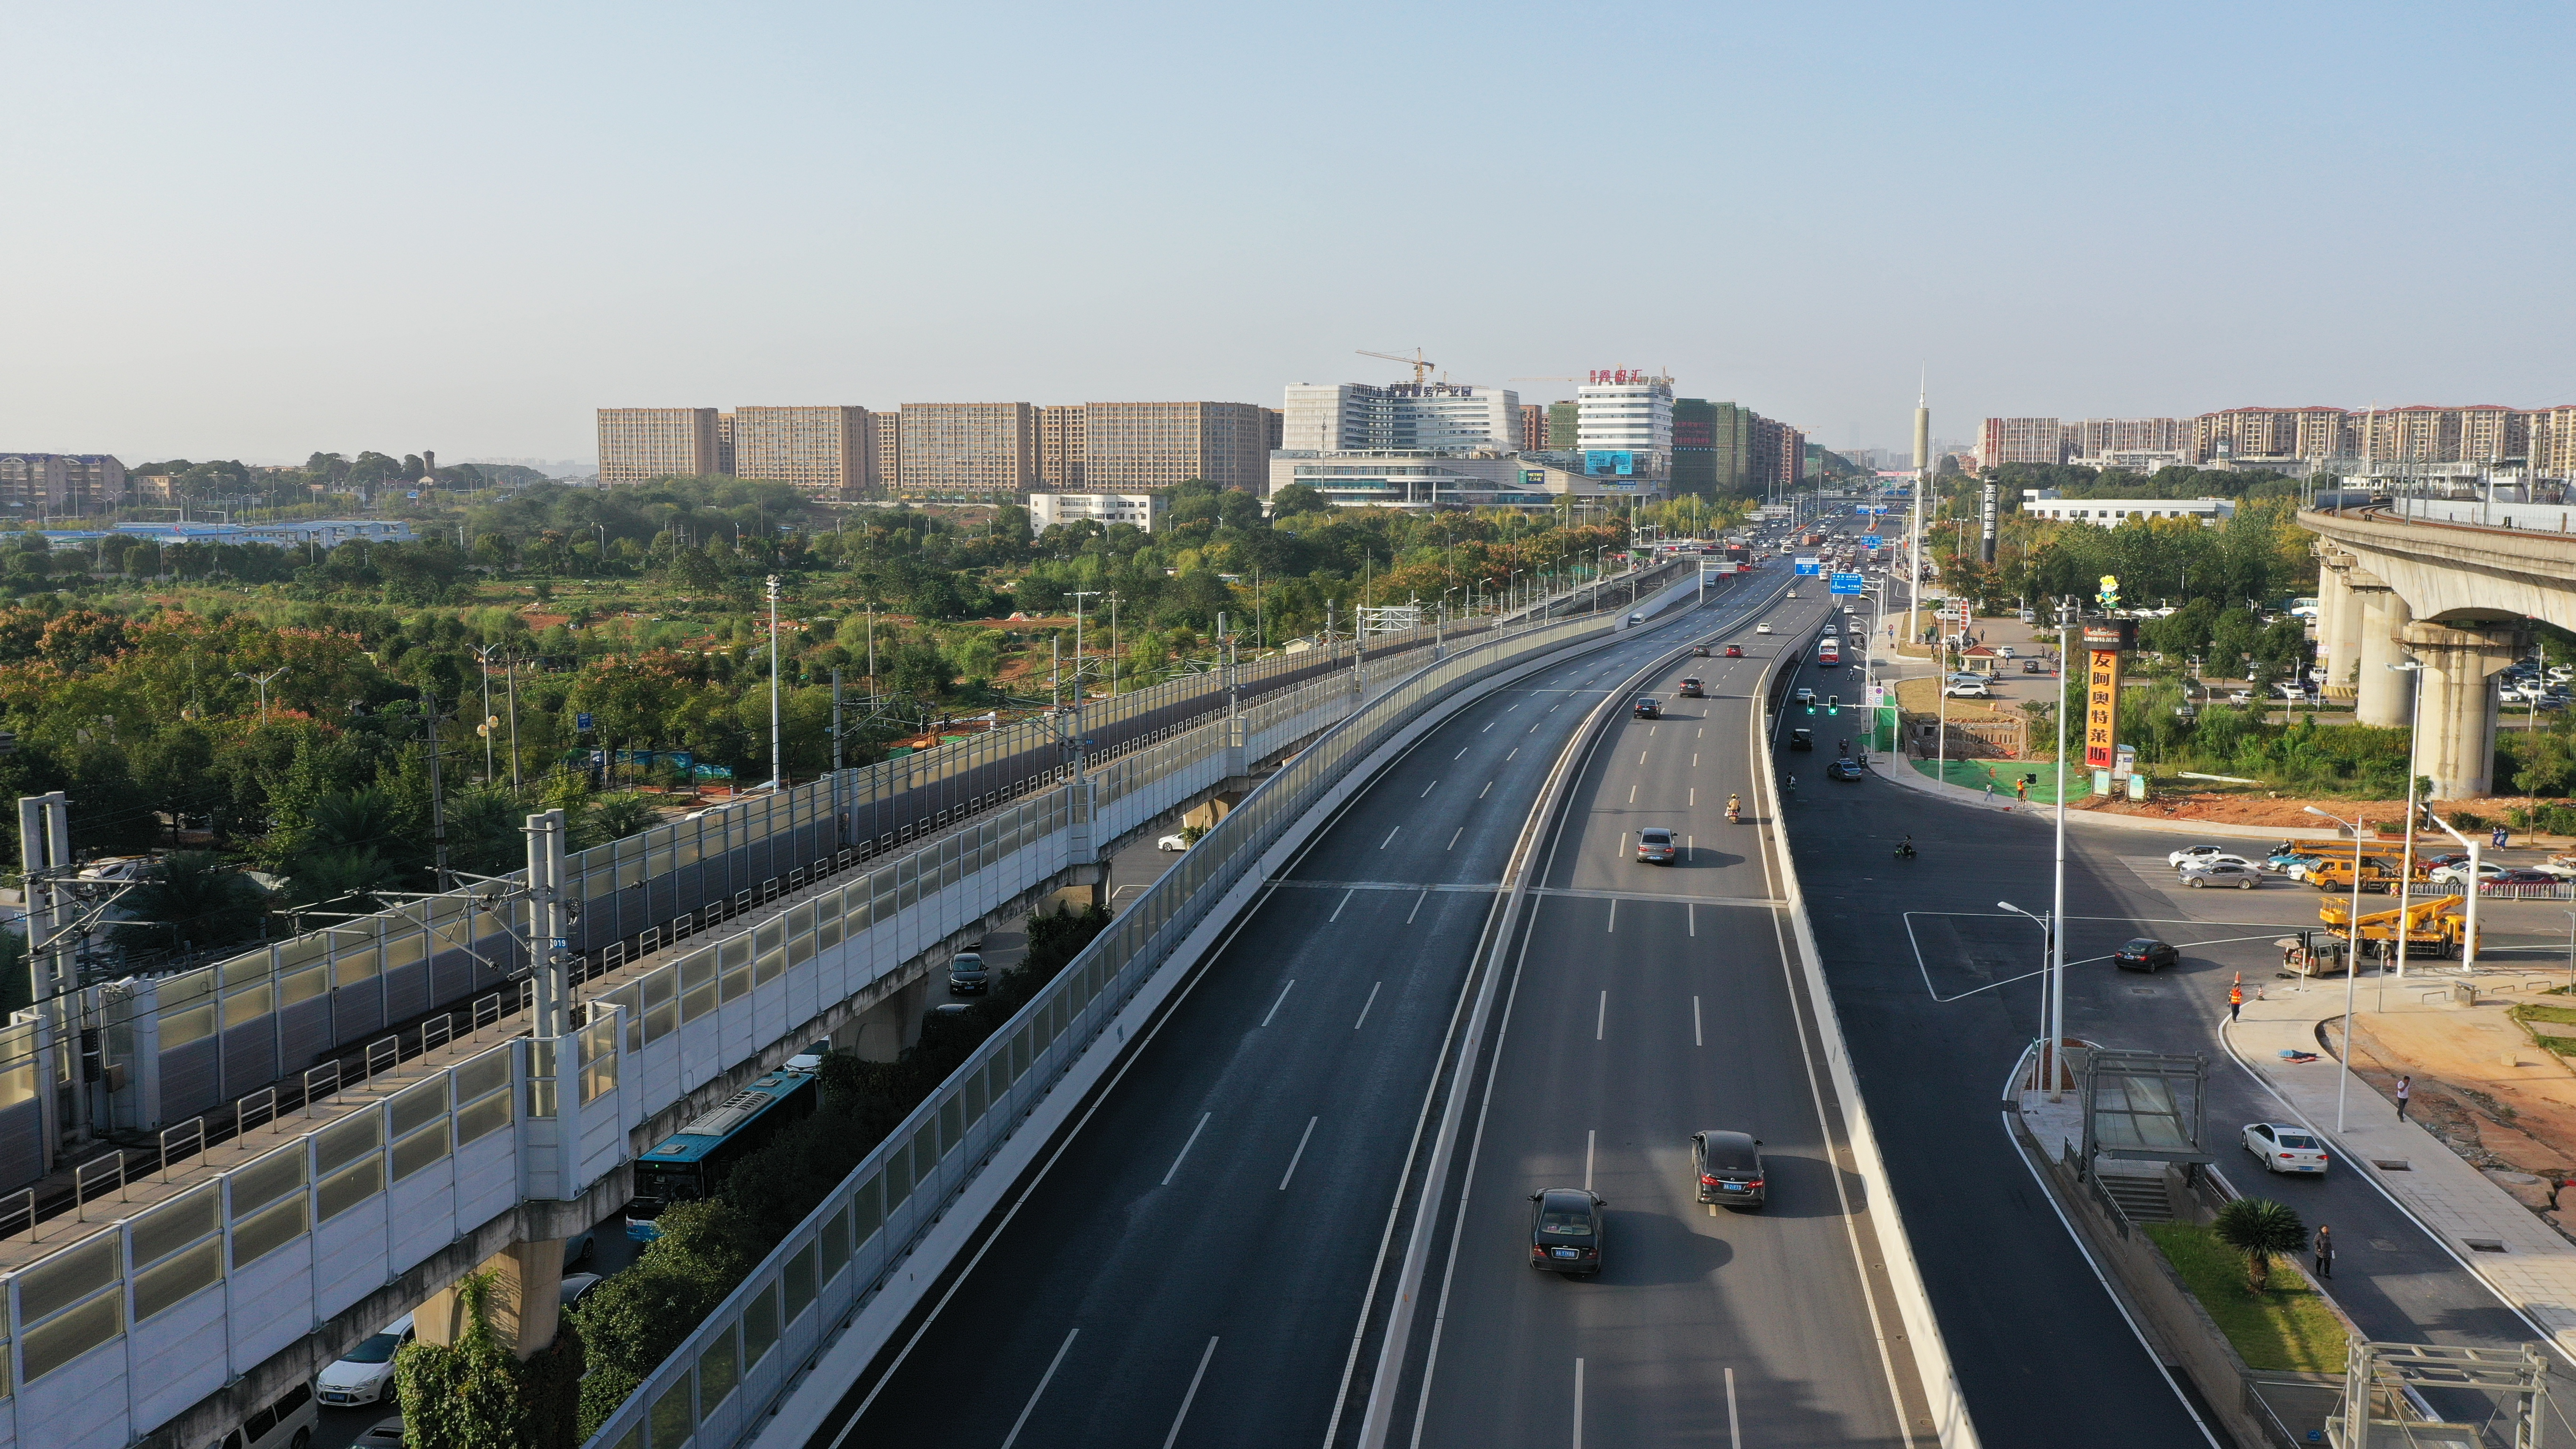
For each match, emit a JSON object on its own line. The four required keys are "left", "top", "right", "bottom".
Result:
{"left": 1357, "top": 348, "right": 1437, "bottom": 386}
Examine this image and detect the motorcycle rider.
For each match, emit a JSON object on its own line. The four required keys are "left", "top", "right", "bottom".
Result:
{"left": 1726, "top": 792, "right": 1742, "bottom": 822}
{"left": 1894, "top": 833, "right": 1917, "bottom": 859}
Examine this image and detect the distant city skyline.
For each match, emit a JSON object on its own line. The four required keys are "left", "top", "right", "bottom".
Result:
{"left": 7, "top": 4, "right": 2571, "bottom": 464}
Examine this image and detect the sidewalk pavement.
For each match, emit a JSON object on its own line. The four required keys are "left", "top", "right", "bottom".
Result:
{"left": 2225, "top": 980, "right": 2576, "bottom": 1359}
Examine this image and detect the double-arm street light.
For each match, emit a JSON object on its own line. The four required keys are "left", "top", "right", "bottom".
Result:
{"left": 233, "top": 666, "right": 288, "bottom": 724}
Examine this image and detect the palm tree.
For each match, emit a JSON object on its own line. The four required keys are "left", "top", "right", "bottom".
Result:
{"left": 2212, "top": 1197, "right": 2306, "bottom": 1290}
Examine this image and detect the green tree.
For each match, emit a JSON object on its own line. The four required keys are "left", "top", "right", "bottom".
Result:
{"left": 112, "top": 852, "right": 271, "bottom": 956}
{"left": 394, "top": 1273, "right": 529, "bottom": 1449}
{"left": 2211, "top": 1197, "right": 2306, "bottom": 1289}
{"left": 1268, "top": 482, "right": 1330, "bottom": 517}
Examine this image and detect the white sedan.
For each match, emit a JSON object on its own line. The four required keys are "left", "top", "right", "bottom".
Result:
{"left": 2166, "top": 845, "right": 2228, "bottom": 868}
{"left": 2242, "top": 1122, "right": 2329, "bottom": 1175}
{"left": 2429, "top": 861, "right": 2508, "bottom": 886}
{"left": 2173, "top": 852, "right": 2257, "bottom": 873}
{"left": 1156, "top": 832, "right": 1191, "bottom": 852}
{"left": 1755, "top": 622, "right": 1773, "bottom": 634}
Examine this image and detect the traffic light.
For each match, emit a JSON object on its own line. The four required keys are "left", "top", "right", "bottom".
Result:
{"left": 1826, "top": 695, "right": 1841, "bottom": 715}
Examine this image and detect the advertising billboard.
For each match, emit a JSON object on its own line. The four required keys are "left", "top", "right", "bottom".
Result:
{"left": 2084, "top": 648, "right": 2123, "bottom": 769}
{"left": 1583, "top": 450, "right": 1637, "bottom": 477}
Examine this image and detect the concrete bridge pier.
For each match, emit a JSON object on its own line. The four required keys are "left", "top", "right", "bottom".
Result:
{"left": 2351, "top": 577, "right": 2415, "bottom": 728}
{"left": 2402, "top": 619, "right": 2531, "bottom": 799}
{"left": 2315, "top": 550, "right": 2363, "bottom": 697}
{"left": 415, "top": 1237, "right": 567, "bottom": 1359}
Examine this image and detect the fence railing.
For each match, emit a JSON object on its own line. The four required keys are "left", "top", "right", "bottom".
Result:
{"left": 580, "top": 608, "right": 1623, "bottom": 1449}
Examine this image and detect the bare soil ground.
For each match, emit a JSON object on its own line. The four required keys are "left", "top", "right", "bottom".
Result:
{"left": 2073, "top": 791, "right": 2567, "bottom": 845}
{"left": 2325, "top": 993, "right": 2576, "bottom": 1183}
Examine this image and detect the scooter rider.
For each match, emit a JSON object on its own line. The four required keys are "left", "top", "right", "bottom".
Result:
{"left": 1726, "top": 792, "right": 1742, "bottom": 822}
{"left": 1894, "top": 833, "right": 1917, "bottom": 859}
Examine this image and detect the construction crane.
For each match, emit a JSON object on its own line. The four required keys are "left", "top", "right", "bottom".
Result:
{"left": 1358, "top": 348, "right": 1436, "bottom": 386}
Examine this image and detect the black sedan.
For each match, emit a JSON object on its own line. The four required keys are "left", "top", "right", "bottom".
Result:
{"left": 1633, "top": 697, "right": 1662, "bottom": 719}
{"left": 1693, "top": 1130, "right": 1766, "bottom": 1208}
{"left": 1825, "top": 757, "right": 1865, "bottom": 781}
{"left": 2114, "top": 938, "right": 2180, "bottom": 972}
{"left": 1527, "top": 1188, "right": 1605, "bottom": 1275}
{"left": 1787, "top": 728, "right": 1815, "bottom": 752}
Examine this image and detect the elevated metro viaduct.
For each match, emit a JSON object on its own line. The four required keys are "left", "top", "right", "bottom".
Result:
{"left": 2304, "top": 505, "right": 2569, "bottom": 797}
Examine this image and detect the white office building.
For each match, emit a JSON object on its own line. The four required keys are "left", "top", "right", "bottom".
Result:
{"left": 2021, "top": 496, "right": 2235, "bottom": 525}
{"left": 1266, "top": 451, "right": 1653, "bottom": 510}
{"left": 1573, "top": 375, "right": 1673, "bottom": 479}
{"left": 1280, "top": 382, "right": 1520, "bottom": 453}
{"left": 1025, "top": 491, "right": 1168, "bottom": 532}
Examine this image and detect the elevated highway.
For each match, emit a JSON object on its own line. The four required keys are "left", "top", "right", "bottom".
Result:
{"left": 2304, "top": 506, "right": 2568, "bottom": 796}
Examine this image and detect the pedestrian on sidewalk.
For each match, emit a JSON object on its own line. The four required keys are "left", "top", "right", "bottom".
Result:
{"left": 2313, "top": 1224, "right": 2334, "bottom": 1280}
{"left": 2229, "top": 983, "right": 2244, "bottom": 1022}
{"left": 2494, "top": 824, "right": 2511, "bottom": 849}
{"left": 1985, "top": 781, "right": 1997, "bottom": 803}
{"left": 2015, "top": 777, "right": 2030, "bottom": 804}
{"left": 2396, "top": 1075, "right": 2412, "bottom": 1121}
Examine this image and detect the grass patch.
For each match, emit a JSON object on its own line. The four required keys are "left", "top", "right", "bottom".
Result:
{"left": 2144, "top": 1223, "right": 2349, "bottom": 1373}
{"left": 2510, "top": 1003, "right": 2576, "bottom": 1026}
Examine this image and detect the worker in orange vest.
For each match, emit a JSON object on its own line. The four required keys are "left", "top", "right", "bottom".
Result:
{"left": 2229, "top": 983, "right": 2245, "bottom": 1023}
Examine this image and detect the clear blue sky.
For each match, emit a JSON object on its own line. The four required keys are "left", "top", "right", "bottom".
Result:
{"left": 8, "top": 0, "right": 2571, "bottom": 465}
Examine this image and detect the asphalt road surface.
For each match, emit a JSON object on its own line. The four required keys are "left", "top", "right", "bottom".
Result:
{"left": 796, "top": 573, "right": 1804, "bottom": 1449}
{"left": 1383, "top": 584, "right": 1931, "bottom": 1448}
{"left": 1788, "top": 666, "right": 2556, "bottom": 1442}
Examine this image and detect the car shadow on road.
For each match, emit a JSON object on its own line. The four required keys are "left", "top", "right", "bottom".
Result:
{"left": 1577, "top": 1207, "right": 1734, "bottom": 1287}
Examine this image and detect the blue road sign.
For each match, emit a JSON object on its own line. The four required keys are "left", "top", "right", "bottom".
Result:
{"left": 1830, "top": 572, "right": 1866, "bottom": 595}
{"left": 1861, "top": 534, "right": 1881, "bottom": 549}
{"left": 1794, "top": 556, "right": 1822, "bottom": 576}
{"left": 577, "top": 713, "right": 594, "bottom": 732}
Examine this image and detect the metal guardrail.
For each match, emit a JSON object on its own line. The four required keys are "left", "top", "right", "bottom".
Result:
{"left": 580, "top": 609, "right": 1623, "bottom": 1449}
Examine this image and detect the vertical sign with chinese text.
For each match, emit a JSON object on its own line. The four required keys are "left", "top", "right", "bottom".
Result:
{"left": 2084, "top": 649, "right": 2123, "bottom": 769}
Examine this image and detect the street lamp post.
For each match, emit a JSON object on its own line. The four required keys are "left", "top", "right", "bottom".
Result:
{"left": 1997, "top": 899, "right": 2056, "bottom": 1091}
{"left": 2304, "top": 805, "right": 2369, "bottom": 1131}
{"left": 233, "top": 666, "right": 288, "bottom": 724}
{"left": 2389, "top": 660, "right": 2428, "bottom": 980}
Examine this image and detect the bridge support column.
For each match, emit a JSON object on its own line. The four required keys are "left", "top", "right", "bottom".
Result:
{"left": 2402, "top": 620, "right": 2530, "bottom": 800}
{"left": 416, "top": 1238, "right": 566, "bottom": 1359}
{"left": 2315, "top": 554, "right": 2361, "bottom": 697}
{"left": 2351, "top": 580, "right": 2415, "bottom": 727}
{"left": 851, "top": 974, "right": 932, "bottom": 1061}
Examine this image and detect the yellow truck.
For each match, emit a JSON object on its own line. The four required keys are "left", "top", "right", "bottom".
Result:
{"left": 2302, "top": 852, "right": 2434, "bottom": 894}
{"left": 2317, "top": 893, "right": 2478, "bottom": 960}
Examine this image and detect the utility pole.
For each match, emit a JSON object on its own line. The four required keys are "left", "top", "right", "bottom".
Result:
{"left": 525, "top": 809, "right": 571, "bottom": 1039}
{"left": 421, "top": 689, "right": 451, "bottom": 891}
{"left": 504, "top": 656, "right": 522, "bottom": 792}
{"left": 831, "top": 666, "right": 845, "bottom": 773}
{"left": 766, "top": 575, "right": 785, "bottom": 792}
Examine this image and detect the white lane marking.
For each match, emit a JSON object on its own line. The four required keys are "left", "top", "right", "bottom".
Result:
{"left": 1628, "top": 785, "right": 1637, "bottom": 804}
{"left": 1638, "top": 749, "right": 1648, "bottom": 764}
{"left": 1506, "top": 748, "right": 1518, "bottom": 761}
{"left": 1693, "top": 753, "right": 1699, "bottom": 768}
{"left": 1530, "top": 722, "right": 1542, "bottom": 733}
{"left": 1162, "top": 1336, "right": 1220, "bottom": 1449}
{"left": 1595, "top": 989, "right": 1608, "bottom": 1037}
{"left": 1162, "top": 1112, "right": 1212, "bottom": 1185}
{"left": 1331, "top": 889, "right": 1355, "bottom": 921}
{"left": 1480, "top": 781, "right": 1493, "bottom": 797}
{"left": 1447, "top": 828, "right": 1462, "bottom": 851}
{"left": 1688, "top": 904, "right": 1696, "bottom": 938}
{"left": 1726, "top": 1366, "right": 1741, "bottom": 1449}
{"left": 1280, "top": 1116, "right": 1320, "bottom": 1190}
{"left": 1573, "top": 1358, "right": 1586, "bottom": 1449}
{"left": 1649, "top": 724, "right": 1657, "bottom": 735}
{"left": 1261, "top": 978, "right": 1296, "bottom": 1027}
{"left": 1585, "top": 1128, "right": 1597, "bottom": 1188}
{"left": 1482, "top": 722, "right": 1494, "bottom": 732}
{"left": 1355, "top": 980, "right": 1385, "bottom": 1029}
{"left": 1455, "top": 747, "right": 1468, "bottom": 759}
{"left": 1688, "top": 834, "right": 1694, "bottom": 860}
{"left": 1409, "top": 890, "right": 1430, "bottom": 923}
{"left": 1690, "top": 787, "right": 1696, "bottom": 807}
{"left": 999, "top": 1328, "right": 1080, "bottom": 1449}
{"left": 1694, "top": 994, "right": 1703, "bottom": 1045}
{"left": 1606, "top": 901, "right": 1617, "bottom": 934}
{"left": 1616, "top": 831, "right": 1627, "bottom": 858}
{"left": 1382, "top": 827, "right": 1401, "bottom": 849}
{"left": 1697, "top": 727, "right": 1704, "bottom": 738}
{"left": 1422, "top": 781, "right": 1438, "bottom": 797}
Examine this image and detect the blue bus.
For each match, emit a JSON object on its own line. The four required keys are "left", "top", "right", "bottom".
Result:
{"left": 626, "top": 1055, "right": 822, "bottom": 1240}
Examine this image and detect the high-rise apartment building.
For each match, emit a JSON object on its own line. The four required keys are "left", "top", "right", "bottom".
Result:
{"left": 1080, "top": 401, "right": 1269, "bottom": 492}
{"left": 598, "top": 409, "right": 724, "bottom": 486}
{"left": 716, "top": 412, "right": 738, "bottom": 476}
{"left": 876, "top": 415, "right": 902, "bottom": 494}
{"left": 1039, "top": 405, "right": 1086, "bottom": 490}
{"left": 732, "top": 406, "right": 875, "bottom": 498}
{"left": 1521, "top": 404, "right": 1547, "bottom": 452}
{"left": 1672, "top": 399, "right": 1717, "bottom": 496}
{"left": 896, "top": 402, "right": 1041, "bottom": 496}
{"left": 1975, "top": 418, "right": 2066, "bottom": 468}
{"left": 0, "top": 454, "right": 126, "bottom": 512}
{"left": 1280, "top": 383, "right": 1521, "bottom": 453}
{"left": 2061, "top": 418, "right": 2188, "bottom": 458}
{"left": 2532, "top": 408, "right": 2576, "bottom": 479}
